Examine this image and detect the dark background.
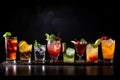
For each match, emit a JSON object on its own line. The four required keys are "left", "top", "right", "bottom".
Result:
{"left": 0, "top": 2, "right": 119, "bottom": 63}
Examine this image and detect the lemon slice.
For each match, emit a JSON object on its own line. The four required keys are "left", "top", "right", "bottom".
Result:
{"left": 18, "top": 41, "right": 28, "bottom": 48}
{"left": 19, "top": 41, "right": 29, "bottom": 53}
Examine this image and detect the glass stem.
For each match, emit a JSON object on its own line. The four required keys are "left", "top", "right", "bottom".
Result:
{"left": 78, "top": 56, "right": 82, "bottom": 61}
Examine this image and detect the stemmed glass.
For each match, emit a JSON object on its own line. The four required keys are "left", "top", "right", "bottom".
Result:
{"left": 71, "top": 39, "right": 87, "bottom": 63}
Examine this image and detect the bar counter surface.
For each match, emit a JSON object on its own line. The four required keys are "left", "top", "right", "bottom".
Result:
{"left": 0, "top": 60, "right": 120, "bottom": 78}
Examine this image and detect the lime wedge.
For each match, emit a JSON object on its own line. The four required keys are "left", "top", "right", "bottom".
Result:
{"left": 3, "top": 32, "right": 11, "bottom": 38}
{"left": 91, "top": 43, "right": 97, "bottom": 48}
{"left": 62, "top": 42, "right": 66, "bottom": 53}
{"left": 95, "top": 38, "right": 101, "bottom": 46}
{"left": 66, "top": 47, "right": 75, "bottom": 58}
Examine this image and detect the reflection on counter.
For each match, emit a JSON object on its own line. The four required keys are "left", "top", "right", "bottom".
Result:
{"left": 1, "top": 64, "right": 117, "bottom": 76}
{"left": 102, "top": 66, "right": 114, "bottom": 75}
{"left": 32, "top": 65, "right": 46, "bottom": 75}
{"left": 86, "top": 66, "right": 98, "bottom": 75}
{"left": 63, "top": 66, "right": 75, "bottom": 75}
{"left": 17, "top": 65, "right": 31, "bottom": 76}
{"left": 5, "top": 65, "right": 16, "bottom": 76}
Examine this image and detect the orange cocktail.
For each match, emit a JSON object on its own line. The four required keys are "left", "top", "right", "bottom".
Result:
{"left": 101, "top": 38, "right": 115, "bottom": 60}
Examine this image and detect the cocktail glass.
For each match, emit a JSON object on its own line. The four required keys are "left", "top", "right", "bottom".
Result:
{"left": 5, "top": 37, "right": 17, "bottom": 64}
{"left": 101, "top": 38, "right": 115, "bottom": 63}
{"left": 74, "top": 42, "right": 87, "bottom": 63}
{"left": 47, "top": 39, "right": 61, "bottom": 63}
{"left": 63, "top": 47, "right": 75, "bottom": 63}
{"left": 19, "top": 42, "right": 32, "bottom": 64}
{"left": 86, "top": 43, "right": 98, "bottom": 63}
{"left": 34, "top": 45, "right": 46, "bottom": 63}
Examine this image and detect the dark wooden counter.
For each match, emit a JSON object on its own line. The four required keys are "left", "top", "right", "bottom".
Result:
{"left": 0, "top": 61, "right": 120, "bottom": 79}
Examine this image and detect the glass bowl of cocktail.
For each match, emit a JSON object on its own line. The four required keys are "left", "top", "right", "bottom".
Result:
{"left": 62, "top": 42, "right": 75, "bottom": 63}
{"left": 86, "top": 38, "right": 101, "bottom": 63}
{"left": 71, "top": 38, "right": 87, "bottom": 63}
{"left": 45, "top": 33, "right": 61, "bottom": 63}
{"left": 18, "top": 41, "right": 32, "bottom": 63}
{"left": 101, "top": 37, "right": 115, "bottom": 63}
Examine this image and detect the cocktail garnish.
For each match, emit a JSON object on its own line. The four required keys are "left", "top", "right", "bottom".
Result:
{"left": 80, "top": 38, "right": 86, "bottom": 42}
{"left": 45, "top": 33, "right": 56, "bottom": 41}
{"left": 3, "top": 32, "right": 11, "bottom": 38}
{"left": 71, "top": 40, "right": 76, "bottom": 44}
{"left": 62, "top": 42, "right": 66, "bottom": 53}
{"left": 65, "top": 47, "right": 75, "bottom": 58}
{"left": 92, "top": 38, "right": 101, "bottom": 48}
{"left": 34, "top": 40, "right": 40, "bottom": 47}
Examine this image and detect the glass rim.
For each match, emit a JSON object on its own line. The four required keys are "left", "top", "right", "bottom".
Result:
{"left": 5, "top": 37, "right": 17, "bottom": 39}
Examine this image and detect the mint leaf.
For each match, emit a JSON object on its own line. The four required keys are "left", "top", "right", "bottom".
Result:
{"left": 45, "top": 33, "right": 56, "bottom": 41}
{"left": 49, "top": 34, "right": 56, "bottom": 41}
{"left": 3, "top": 32, "right": 11, "bottom": 38}
{"left": 80, "top": 38, "right": 86, "bottom": 42}
{"left": 45, "top": 33, "right": 50, "bottom": 41}
{"left": 34, "top": 40, "right": 41, "bottom": 47}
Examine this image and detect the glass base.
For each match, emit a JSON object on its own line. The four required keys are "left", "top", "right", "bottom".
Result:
{"left": 50, "top": 59, "right": 58, "bottom": 63}
{"left": 35, "top": 60, "right": 45, "bottom": 63}
{"left": 20, "top": 60, "right": 31, "bottom": 64}
{"left": 76, "top": 60, "right": 85, "bottom": 63}
{"left": 103, "top": 59, "right": 113, "bottom": 63}
{"left": 6, "top": 60, "right": 16, "bottom": 64}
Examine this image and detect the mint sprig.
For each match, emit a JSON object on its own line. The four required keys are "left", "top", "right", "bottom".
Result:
{"left": 80, "top": 38, "right": 86, "bottom": 42}
{"left": 34, "top": 40, "right": 40, "bottom": 47}
{"left": 3, "top": 32, "right": 11, "bottom": 39}
{"left": 45, "top": 33, "right": 56, "bottom": 41}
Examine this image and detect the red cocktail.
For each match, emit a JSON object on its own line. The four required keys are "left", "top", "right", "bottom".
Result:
{"left": 71, "top": 39, "right": 87, "bottom": 63}
{"left": 47, "top": 38, "right": 61, "bottom": 62}
{"left": 5, "top": 37, "right": 17, "bottom": 62}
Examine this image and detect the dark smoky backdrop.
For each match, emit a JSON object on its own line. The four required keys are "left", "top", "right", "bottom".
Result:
{"left": 0, "top": 2, "right": 119, "bottom": 63}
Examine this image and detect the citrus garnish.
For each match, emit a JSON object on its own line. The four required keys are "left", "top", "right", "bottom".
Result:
{"left": 91, "top": 43, "right": 97, "bottom": 48}
{"left": 62, "top": 42, "right": 66, "bottom": 53}
{"left": 45, "top": 33, "right": 56, "bottom": 41}
{"left": 18, "top": 41, "right": 27, "bottom": 48}
{"left": 3, "top": 32, "right": 11, "bottom": 38}
{"left": 18, "top": 41, "right": 29, "bottom": 53}
{"left": 71, "top": 40, "right": 76, "bottom": 44}
{"left": 92, "top": 38, "right": 101, "bottom": 48}
{"left": 34, "top": 40, "right": 40, "bottom": 47}
{"left": 65, "top": 47, "right": 75, "bottom": 58}
{"left": 95, "top": 38, "right": 101, "bottom": 46}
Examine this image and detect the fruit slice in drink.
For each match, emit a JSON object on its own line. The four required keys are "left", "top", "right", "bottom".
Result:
{"left": 63, "top": 47, "right": 75, "bottom": 63}
{"left": 19, "top": 41, "right": 32, "bottom": 60}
